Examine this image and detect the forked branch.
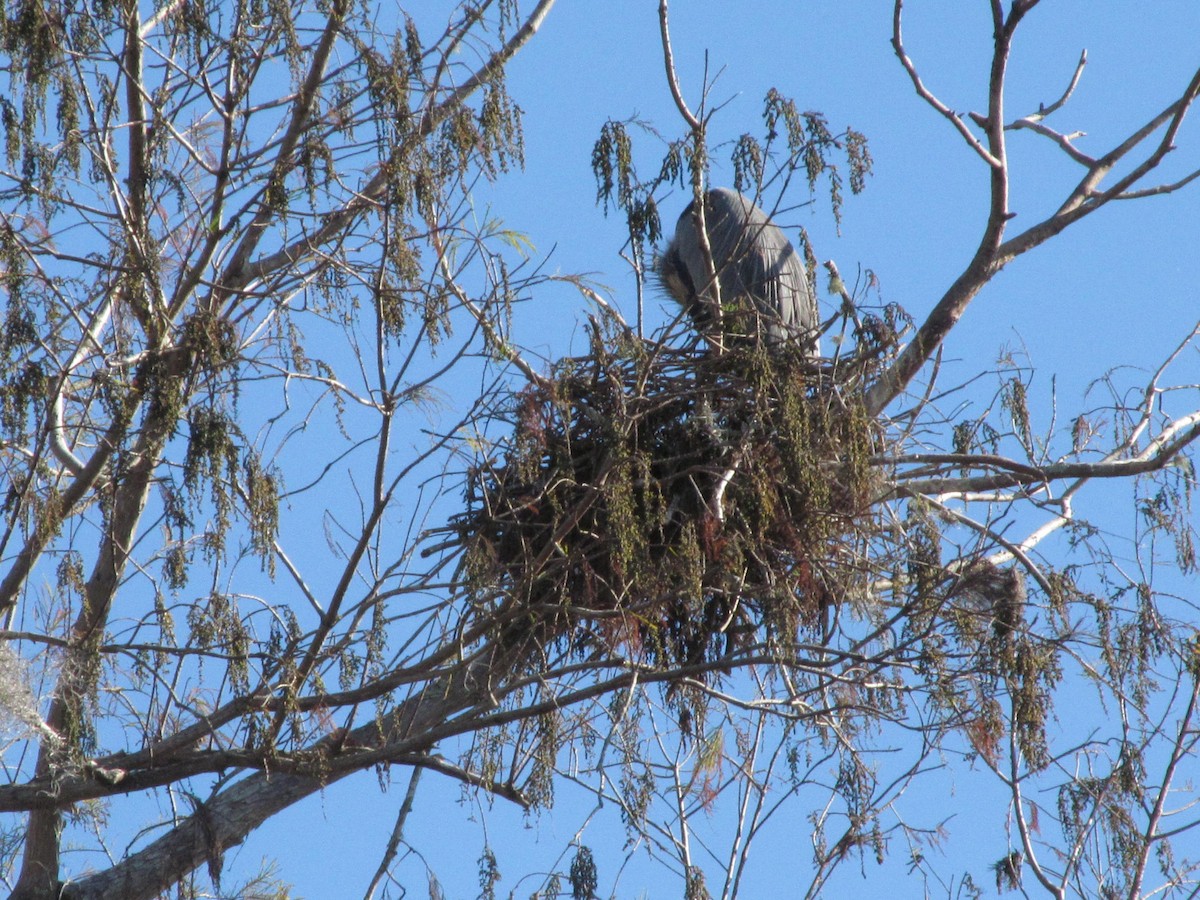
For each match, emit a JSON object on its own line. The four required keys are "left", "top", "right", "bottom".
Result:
{"left": 869, "top": 3, "right": 1200, "bottom": 418}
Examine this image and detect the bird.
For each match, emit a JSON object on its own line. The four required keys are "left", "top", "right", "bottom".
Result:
{"left": 657, "top": 188, "right": 819, "bottom": 355}
{"left": 955, "top": 558, "right": 1027, "bottom": 643}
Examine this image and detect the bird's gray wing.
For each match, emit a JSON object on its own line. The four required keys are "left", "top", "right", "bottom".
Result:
{"left": 710, "top": 190, "right": 818, "bottom": 349}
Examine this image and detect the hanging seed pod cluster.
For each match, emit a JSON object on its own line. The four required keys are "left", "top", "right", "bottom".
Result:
{"left": 451, "top": 324, "right": 882, "bottom": 673}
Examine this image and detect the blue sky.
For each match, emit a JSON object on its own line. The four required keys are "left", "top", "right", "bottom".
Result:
{"left": 28, "top": 3, "right": 1200, "bottom": 898}
{"left": 486, "top": 2, "right": 1200, "bottom": 380}
{"left": 222, "top": 5, "right": 1200, "bottom": 898}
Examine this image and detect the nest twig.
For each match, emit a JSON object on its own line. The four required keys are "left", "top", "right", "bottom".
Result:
{"left": 452, "top": 325, "right": 881, "bottom": 672}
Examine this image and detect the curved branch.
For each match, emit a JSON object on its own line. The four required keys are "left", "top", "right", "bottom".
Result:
{"left": 891, "top": 0, "right": 1000, "bottom": 168}
{"left": 657, "top": 0, "right": 700, "bottom": 132}
{"left": 1007, "top": 48, "right": 1087, "bottom": 129}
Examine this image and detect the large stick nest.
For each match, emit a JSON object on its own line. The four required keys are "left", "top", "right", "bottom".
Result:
{"left": 454, "top": 326, "right": 882, "bottom": 671}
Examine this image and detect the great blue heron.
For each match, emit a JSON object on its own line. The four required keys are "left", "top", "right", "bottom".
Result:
{"left": 658, "top": 188, "right": 819, "bottom": 354}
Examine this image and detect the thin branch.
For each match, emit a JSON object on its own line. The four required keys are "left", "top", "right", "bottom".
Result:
{"left": 867, "top": 1, "right": 1022, "bottom": 416}
{"left": 236, "top": 0, "right": 558, "bottom": 289}
{"left": 1008, "top": 118, "right": 1095, "bottom": 166}
{"left": 1005, "top": 49, "right": 1094, "bottom": 165}
{"left": 657, "top": 0, "right": 700, "bottom": 132}
{"left": 216, "top": 0, "right": 351, "bottom": 297}
{"left": 363, "top": 765, "right": 422, "bottom": 900}
{"left": 896, "top": 422, "right": 1200, "bottom": 495}
{"left": 891, "top": 0, "right": 1000, "bottom": 168}
{"left": 1007, "top": 49, "right": 1087, "bottom": 128}
{"left": 1128, "top": 677, "right": 1200, "bottom": 897}
{"left": 869, "top": 41, "right": 1200, "bottom": 417}
{"left": 918, "top": 493, "right": 1054, "bottom": 598}
{"left": 657, "top": 0, "right": 725, "bottom": 341}
{"left": 1111, "top": 166, "right": 1200, "bottom": 199}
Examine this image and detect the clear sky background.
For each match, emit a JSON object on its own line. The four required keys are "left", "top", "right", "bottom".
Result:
{"left": 152, "top": 3, "right": 1200, "bottom": 897}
